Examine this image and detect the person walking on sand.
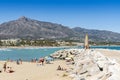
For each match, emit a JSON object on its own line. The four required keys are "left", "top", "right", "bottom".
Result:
{"left": 3, "top": 62, "right": 7, "bottom": 72}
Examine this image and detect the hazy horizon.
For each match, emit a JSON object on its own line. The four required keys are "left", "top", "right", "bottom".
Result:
{"left": 0, "top": 0, "right": 120, "bottom": 33}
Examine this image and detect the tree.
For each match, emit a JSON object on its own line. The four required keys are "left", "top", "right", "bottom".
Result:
{"left": 0, "top": 40, "right": 3, "bottom": 46}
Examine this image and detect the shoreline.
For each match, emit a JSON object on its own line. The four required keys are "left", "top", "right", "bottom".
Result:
{"left": 0, "top": 46, "right": 75, "bottom": 49}
{"left": 1, "top": 45, "right": 120, "bottom": 49}
{"left": 0, "top": 49, "right": 120, "bottom": 80}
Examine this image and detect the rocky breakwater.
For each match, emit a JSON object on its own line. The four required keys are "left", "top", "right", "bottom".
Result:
{"left": 51, "top": 49, "right": 120, "bottom": 80}
{"left": 51, "top": 49, "right": 80, "bottom": 59}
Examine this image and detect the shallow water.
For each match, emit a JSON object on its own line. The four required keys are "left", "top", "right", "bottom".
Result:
{"left": 0, "top": 47, "right": 64, "bottom": 61}
{"left": 0, "top": 46, "right": 120, "bottom": 61}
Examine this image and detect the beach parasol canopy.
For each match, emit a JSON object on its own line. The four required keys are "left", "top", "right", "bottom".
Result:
{"left": 45, "top": 57, "right": 53, "bottom": 61}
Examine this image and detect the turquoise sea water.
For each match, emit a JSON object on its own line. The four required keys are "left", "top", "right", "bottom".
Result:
{"left": 0, "top": 46, "right": 120, "bottom": 61}
{"left": 91, "top": 46, "right": 120, "bottom": 50}
{"left": 0, "top": 47, "right": 64, "bottom": 61}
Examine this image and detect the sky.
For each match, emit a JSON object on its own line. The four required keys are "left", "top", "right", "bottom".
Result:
{"left": 0, "top": 0, "right": 120, "bottom": 33}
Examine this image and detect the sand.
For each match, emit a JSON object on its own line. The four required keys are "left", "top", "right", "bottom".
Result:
{"left": 0, "top": 60, "right": 71, "bottom": 80}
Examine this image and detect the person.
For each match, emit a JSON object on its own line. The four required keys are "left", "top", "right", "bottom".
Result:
{"left": 41, "top": 58, "right": 44, "bottom": 65}
{"left": 0, "top": 70, "right": 2, "bottom": 73}
{"left": 57, "top": 65, "right": 62, "bottom": 70}
{"left": 31, "top": 59, "right": 34, "bottom": 62}
{"left": 3, "top": 62, "right": 7, "bottom": 72}
{"left": 16, "top": 60, "right": 20, "bottom": 65}
{"left": 19, "top": 58, "right": 22, "bottom": 64}
{"left": 7, "top": 67, "right": 14, "bottom": 73}
{"left": 46, "top": 59, "right": 50, "bottom": 64}
{"left": 57, "top": 65, "right": 67, "bottom": 71}
{"left": 35, "top": 58, "right": 38, "bottom": 62}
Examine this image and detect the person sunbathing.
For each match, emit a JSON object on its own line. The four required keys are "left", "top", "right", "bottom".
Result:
{"left": 7, "top": 67, "right": 14, "bottom": 73}
{"left": 0, "top": 70, "right": 2, "bottom": 73}
{"left": 57, "top": 65, "right": 62, "bottom": 70}
{"left": 57, "top": 65, "right": 67, "bottom": 71}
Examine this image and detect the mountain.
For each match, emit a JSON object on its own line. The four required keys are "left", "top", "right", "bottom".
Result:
{"left": 0, "top": 16, "right": 76, "bottom": 39}
{"left": 0, "top": 16, "right": 120, "bottom": 42}
{"left": 72, "top": 27, "right": 120, "bottom": 42}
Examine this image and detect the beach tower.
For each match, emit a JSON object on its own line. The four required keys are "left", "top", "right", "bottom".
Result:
{"left": 84, "top": 33, "right": 89, "bottom": 49}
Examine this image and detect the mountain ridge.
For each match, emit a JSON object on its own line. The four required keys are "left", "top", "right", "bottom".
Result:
{"left": 0, "top": 16, "right": 120, "bottom": 42}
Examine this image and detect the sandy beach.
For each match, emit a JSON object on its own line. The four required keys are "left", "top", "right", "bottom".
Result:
{"left": 0, "top": 60, "right": 71, "bottom": 80}
{"left": 0, "top": 49, "right": 120, "bottom": 80}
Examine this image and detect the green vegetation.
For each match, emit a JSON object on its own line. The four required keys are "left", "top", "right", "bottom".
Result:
{"left": 89, "top": 41, "right": 120, "bottom": 46}
{"left": 0, "top": 39, "right": 76, "bottom": 47}
{"left": 0, "top": 39, "right": 120, "bottom": 47}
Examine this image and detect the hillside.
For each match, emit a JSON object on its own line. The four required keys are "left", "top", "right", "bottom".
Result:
{"left": 0, "top": 16, "right": 76, "bottom": 39}
{"left": 0, "top": 16, "right": 120, "bottom": 42}
{"left": 72, "top": 27, "right": 120, "bottom": 42}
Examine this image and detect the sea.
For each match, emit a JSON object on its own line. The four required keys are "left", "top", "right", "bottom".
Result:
{"left": 0, "top": 46, "right": 120, "bottom": 61}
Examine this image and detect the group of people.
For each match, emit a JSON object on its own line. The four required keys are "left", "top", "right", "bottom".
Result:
{"left": 2, "top": 62, "right": 14, "bottom": 73}
{"left": 0, "top": 58, "right": 23, "bottom": 73}
{"left": 57, "top": 65, "right": 67, "bottom": 71}
{"left": 31, "top": 58, "right": 45, "bottom": 65}
{"left": 31, "top": 57, "right": 54, "bottom": 65}
{"left": 31, "top": 58, "right": 38, "bottom": 63}
{"left": 16, "top": 58, "right": 22, "bottom": 65}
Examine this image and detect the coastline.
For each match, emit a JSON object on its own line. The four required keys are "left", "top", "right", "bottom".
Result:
{"left": 0, "top": 48, "right": 120, "bottom": 80}
{"left": 0, "top": 46, "right": 74, "bottom": 49}
{"left": 1, "top": 45, "right": 120, "bottom": 49}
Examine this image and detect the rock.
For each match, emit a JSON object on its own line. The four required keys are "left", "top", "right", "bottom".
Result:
{"left": 52, "top": 49, "right": 120, "bottom": 80}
